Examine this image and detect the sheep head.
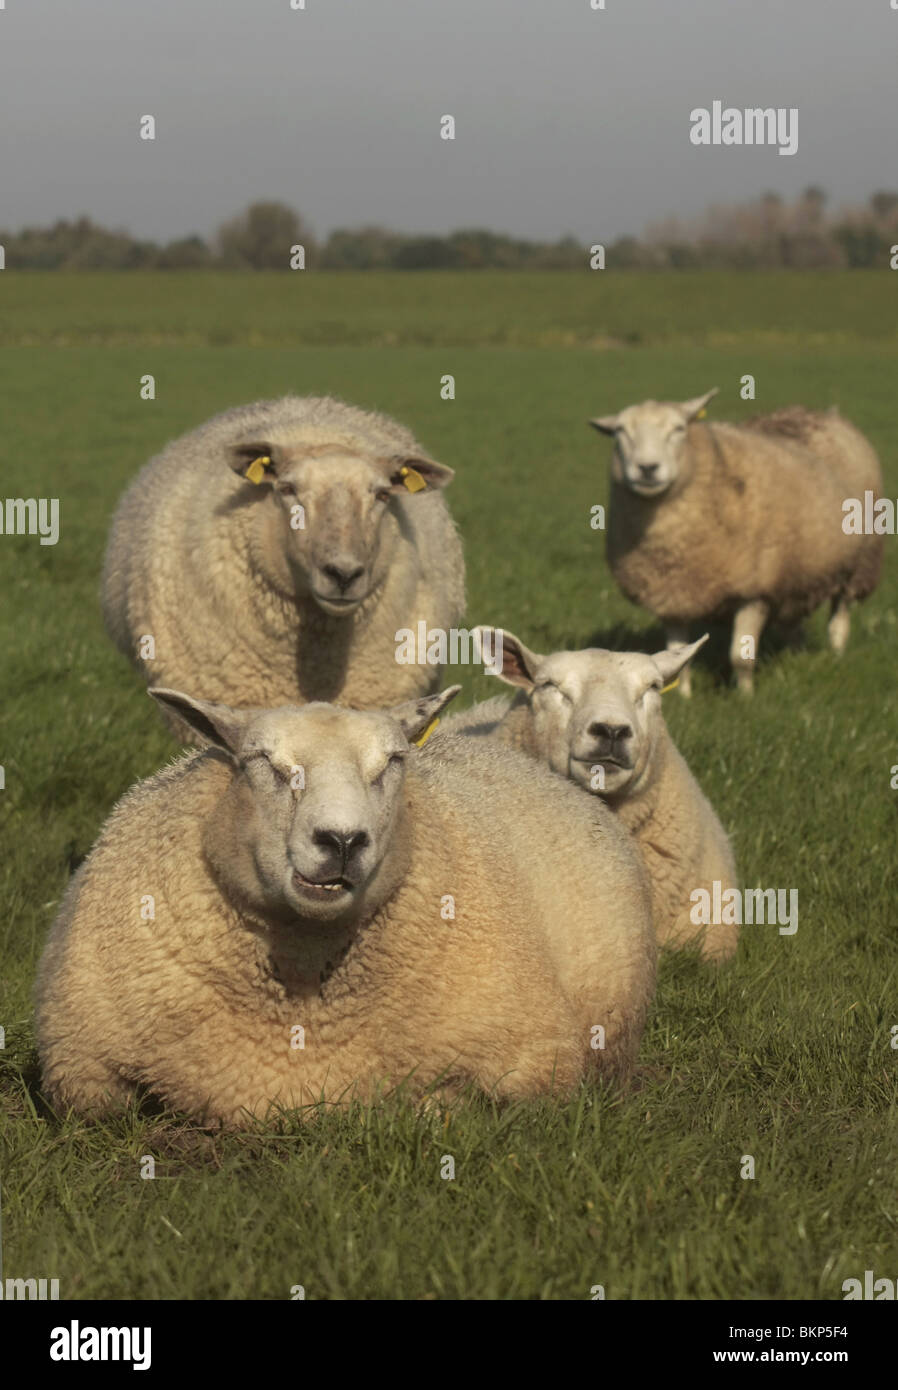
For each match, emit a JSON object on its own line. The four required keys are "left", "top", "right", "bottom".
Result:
{"left": 475, "top": 628, "right": 708, "bottom": 800}
{"left": 228, "top": 440, "right": 454, "bottom": 616}
{"left": 148, "top": 685, "right": 460, "bottom": 925}
{"left": 590, "top": 388, "right": 718, "bottom": 497}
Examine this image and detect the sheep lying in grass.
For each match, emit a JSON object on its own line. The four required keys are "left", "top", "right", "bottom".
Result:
{"left": 35, "top": 686, "right": 656, "bottom": 1127}
{"left": 590, "top": 390, "right": 884, "bottom": 695}
{"left": 444, "top": 629, "right": 739, "bottom": 963}
{"left": 102, "top": 396, "right": 465, "bottom": 738}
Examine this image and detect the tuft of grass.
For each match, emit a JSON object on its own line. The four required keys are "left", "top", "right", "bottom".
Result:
{"left": 1, "top": 272, "right": 897, "bottom": 1299}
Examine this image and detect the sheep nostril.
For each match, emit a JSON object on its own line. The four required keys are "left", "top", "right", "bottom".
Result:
{"left": 323, "top": 563, "right": 365, "bottom": 593}
{"left": 313, "top": 828, "right": 370, "bottom": 863}
{"left": 589, "top": 723, "right": 631, "bottom": 745}
{"left": 638, "top": 463, "right": 660, "bottom": 478}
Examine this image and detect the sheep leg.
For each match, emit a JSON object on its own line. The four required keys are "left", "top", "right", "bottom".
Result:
{"left": 665, "top": 623, "right": 693, "bottom": 698}
{"left": 730, "top": 600, "right": 769, "bottom": 695}
{"left": 43, "top": 1058, "right": 136, "bottom": 1117}
{"left": 828, "top": 595, "right": 852, "bottom": 654}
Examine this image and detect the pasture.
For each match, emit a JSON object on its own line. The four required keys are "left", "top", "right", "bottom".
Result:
{"left": 1, "top": 270, "right": 896, "bottom": 1299}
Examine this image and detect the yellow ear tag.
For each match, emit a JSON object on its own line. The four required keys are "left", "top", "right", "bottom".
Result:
{"left": 413, "top": 716, "right": 439, "bottom": 748}
{"left": 245, "top": 455, "right": 270, "bottom": 485}
{"left": 696, "top": 409, "right": 707, "bottom": 420}
{"left": 400, "top": 466, "right": 427, "bottom": 493}
{"left": 661, "top": 677, "right": 680, "bottom": 694}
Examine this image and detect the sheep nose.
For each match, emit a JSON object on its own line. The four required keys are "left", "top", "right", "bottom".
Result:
{"left": 589, "top": 722, "right": 632, "bottom": 745}
{"left": 323, "top": 563, "right": 365, "bottom": 593}
{"left": 313, "top": 828, "right": 370, "bottom": 863}
{"left": 638, "top": 463, "right": 660, "bottom": 479}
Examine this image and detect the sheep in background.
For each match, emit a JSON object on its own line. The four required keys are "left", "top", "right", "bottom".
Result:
{"left": 35, "top": 685, "right": 656, "bottom": 1127}
{"left": 102, "top": 396, "right": 465, "bottom": 738}
{"left": 590, "top": 389, "right": 883, "bottom": 695}
{"left": 444, "top": 629, "right": 739, "bottom": 963}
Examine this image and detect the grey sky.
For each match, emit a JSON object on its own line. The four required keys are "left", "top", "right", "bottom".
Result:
{"left": 1, "top": 0, "right": 895, "bottom": 243}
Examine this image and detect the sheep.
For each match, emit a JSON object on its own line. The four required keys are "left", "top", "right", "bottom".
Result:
{"left": 102, "top": 396, "right": 465, "bottom": 739}
{"left": 443, "top": 628, "right": 739, "bottom": 963}
{"left": 590, "top": 390, "right": 884, "bottom": 695}
{"left": 35, "top": 685, "right": 656, "bottom": 1127}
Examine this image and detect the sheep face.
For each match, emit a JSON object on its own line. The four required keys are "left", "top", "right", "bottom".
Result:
{"left": 590, "top": 389, "right": 718, "bottom": 498}
{"left": 149, "top": 685, "right": 460, "bottom": 925}
{"left": 229, "top": 443, "right": 454, "bottom": 617}
{"left": 476, "top": 628, "right": 708, "bottom": 801}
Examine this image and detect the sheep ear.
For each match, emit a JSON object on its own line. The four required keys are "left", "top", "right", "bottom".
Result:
{"left": 386, "top": 455, "right": 455, "bottom": 494}
{"left": 148, "top": 688, "right": 249, "bottom": 755}
{"left": 475, "top": 626, "right": 542, "bottom": 690}
{"left": 589, "top": 414, "right": 620, "bottom": 435}
{"left": 650, "top": 634, "right": 710, "bottom": 686}
{"left": 228, "top": 441, "right": 280, "bottom": 486}
{"left": 680, "top": 388, "right": 719, "bottom": 421}
{"left": 389, "top": 685, "right": 462, "bottom": 744}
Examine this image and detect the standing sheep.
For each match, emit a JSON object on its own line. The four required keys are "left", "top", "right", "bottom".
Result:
{"left": 443, "top": 628, "right": 739, "bottom": 963}
{"left": 590, "top": 389, "right": 883, "bottom": 695}
{"left": 102, "top": 396, "right": 465, "bottom": 736}
{"left": 35, "top": 686, "right": 656, "bottom": 1127}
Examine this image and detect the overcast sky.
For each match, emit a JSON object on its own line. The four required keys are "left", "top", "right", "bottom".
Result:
{"left": 1, "top": 0, "right": 895, "bottom": 243}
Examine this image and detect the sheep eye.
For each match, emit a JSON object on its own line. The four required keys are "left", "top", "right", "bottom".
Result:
{"left": 372, "top": 753, "right": 405, "bottom": 786}
{"left": 537, "top": 682, "right": 570, "bottom": 703}
{"left": 375, "top": 488, "right": 392, "bottom": 503}
{"left": 245, "top": 752, "right": 289, "bottom": 782}
{"left": 277, "top": 481, "right": 297, "bottom": 497}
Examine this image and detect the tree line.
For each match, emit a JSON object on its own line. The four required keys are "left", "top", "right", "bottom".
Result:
{"left": 3, "top": 189, "right": 897, "bottom": 270}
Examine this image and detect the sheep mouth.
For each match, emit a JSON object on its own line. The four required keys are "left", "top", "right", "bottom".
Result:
{"left": 573, "top": 755, "right": 632, "bottom": 773}
{"left": 313, "top": 593, "right": 366, "bottom": 615}
{"left": 629, "top": 480, "right": 668, "bottom": 497}
{"left": 292, "top": 869, "right": 353, "bottom": 898}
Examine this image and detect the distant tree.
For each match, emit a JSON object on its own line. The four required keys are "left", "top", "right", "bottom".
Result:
{"left": 156, "top": 235, "right": 213, "bottom": 269}
{"left": 394, "top": 236, "right": 460, "bottom": 269}
{"left": 608, "top": 235, "right": 650, "bottom": 268}
{"left": 832, "top": 222, "right": 886, "bottom": 268}
{"left": 65, "top": 231, "right": 157, "bottom": 269}
{"left": 532, "top": 234, "right": 584, "bottom": 269}
{"left": 801, "top": 185, "right": 827, "bottom": 209}
{"left": 320, "top": 226, "right": 403, "bottom": 269}
{"left": 869, "top": 190, "right": 898, "bottom": 222}
{"left": 664, "top": 241, "right": 701, "bottom": 269}
{"left": 796, "top": 185, "right": 827, "bottom": 230}
{"left": 217, "top": 201, "right": 316, "bottom": 269}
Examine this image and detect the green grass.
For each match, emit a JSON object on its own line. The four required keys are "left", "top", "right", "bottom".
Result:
{"left": 1, "top": 272, "right": 897, "bottom": 1300}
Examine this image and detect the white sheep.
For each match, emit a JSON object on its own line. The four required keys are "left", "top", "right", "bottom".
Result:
{"left": 35, "top": 685, "right": 656, "bottom": 1127}
{"left": 102, "top": 396, "right": 465, "bottom": 737}
{"left": 590, "top": 390, "right": 884, "bottom": 695}
{"left": 445, "top": 628, "right": 739, "bottom": 963}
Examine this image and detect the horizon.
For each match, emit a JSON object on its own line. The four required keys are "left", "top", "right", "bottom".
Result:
{"left": 1, "top": 0, "right": 895, "bottom": 245}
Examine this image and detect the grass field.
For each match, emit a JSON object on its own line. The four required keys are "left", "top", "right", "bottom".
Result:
{"left": 1, "top": 271, "right": 897, "bottom": 1300}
